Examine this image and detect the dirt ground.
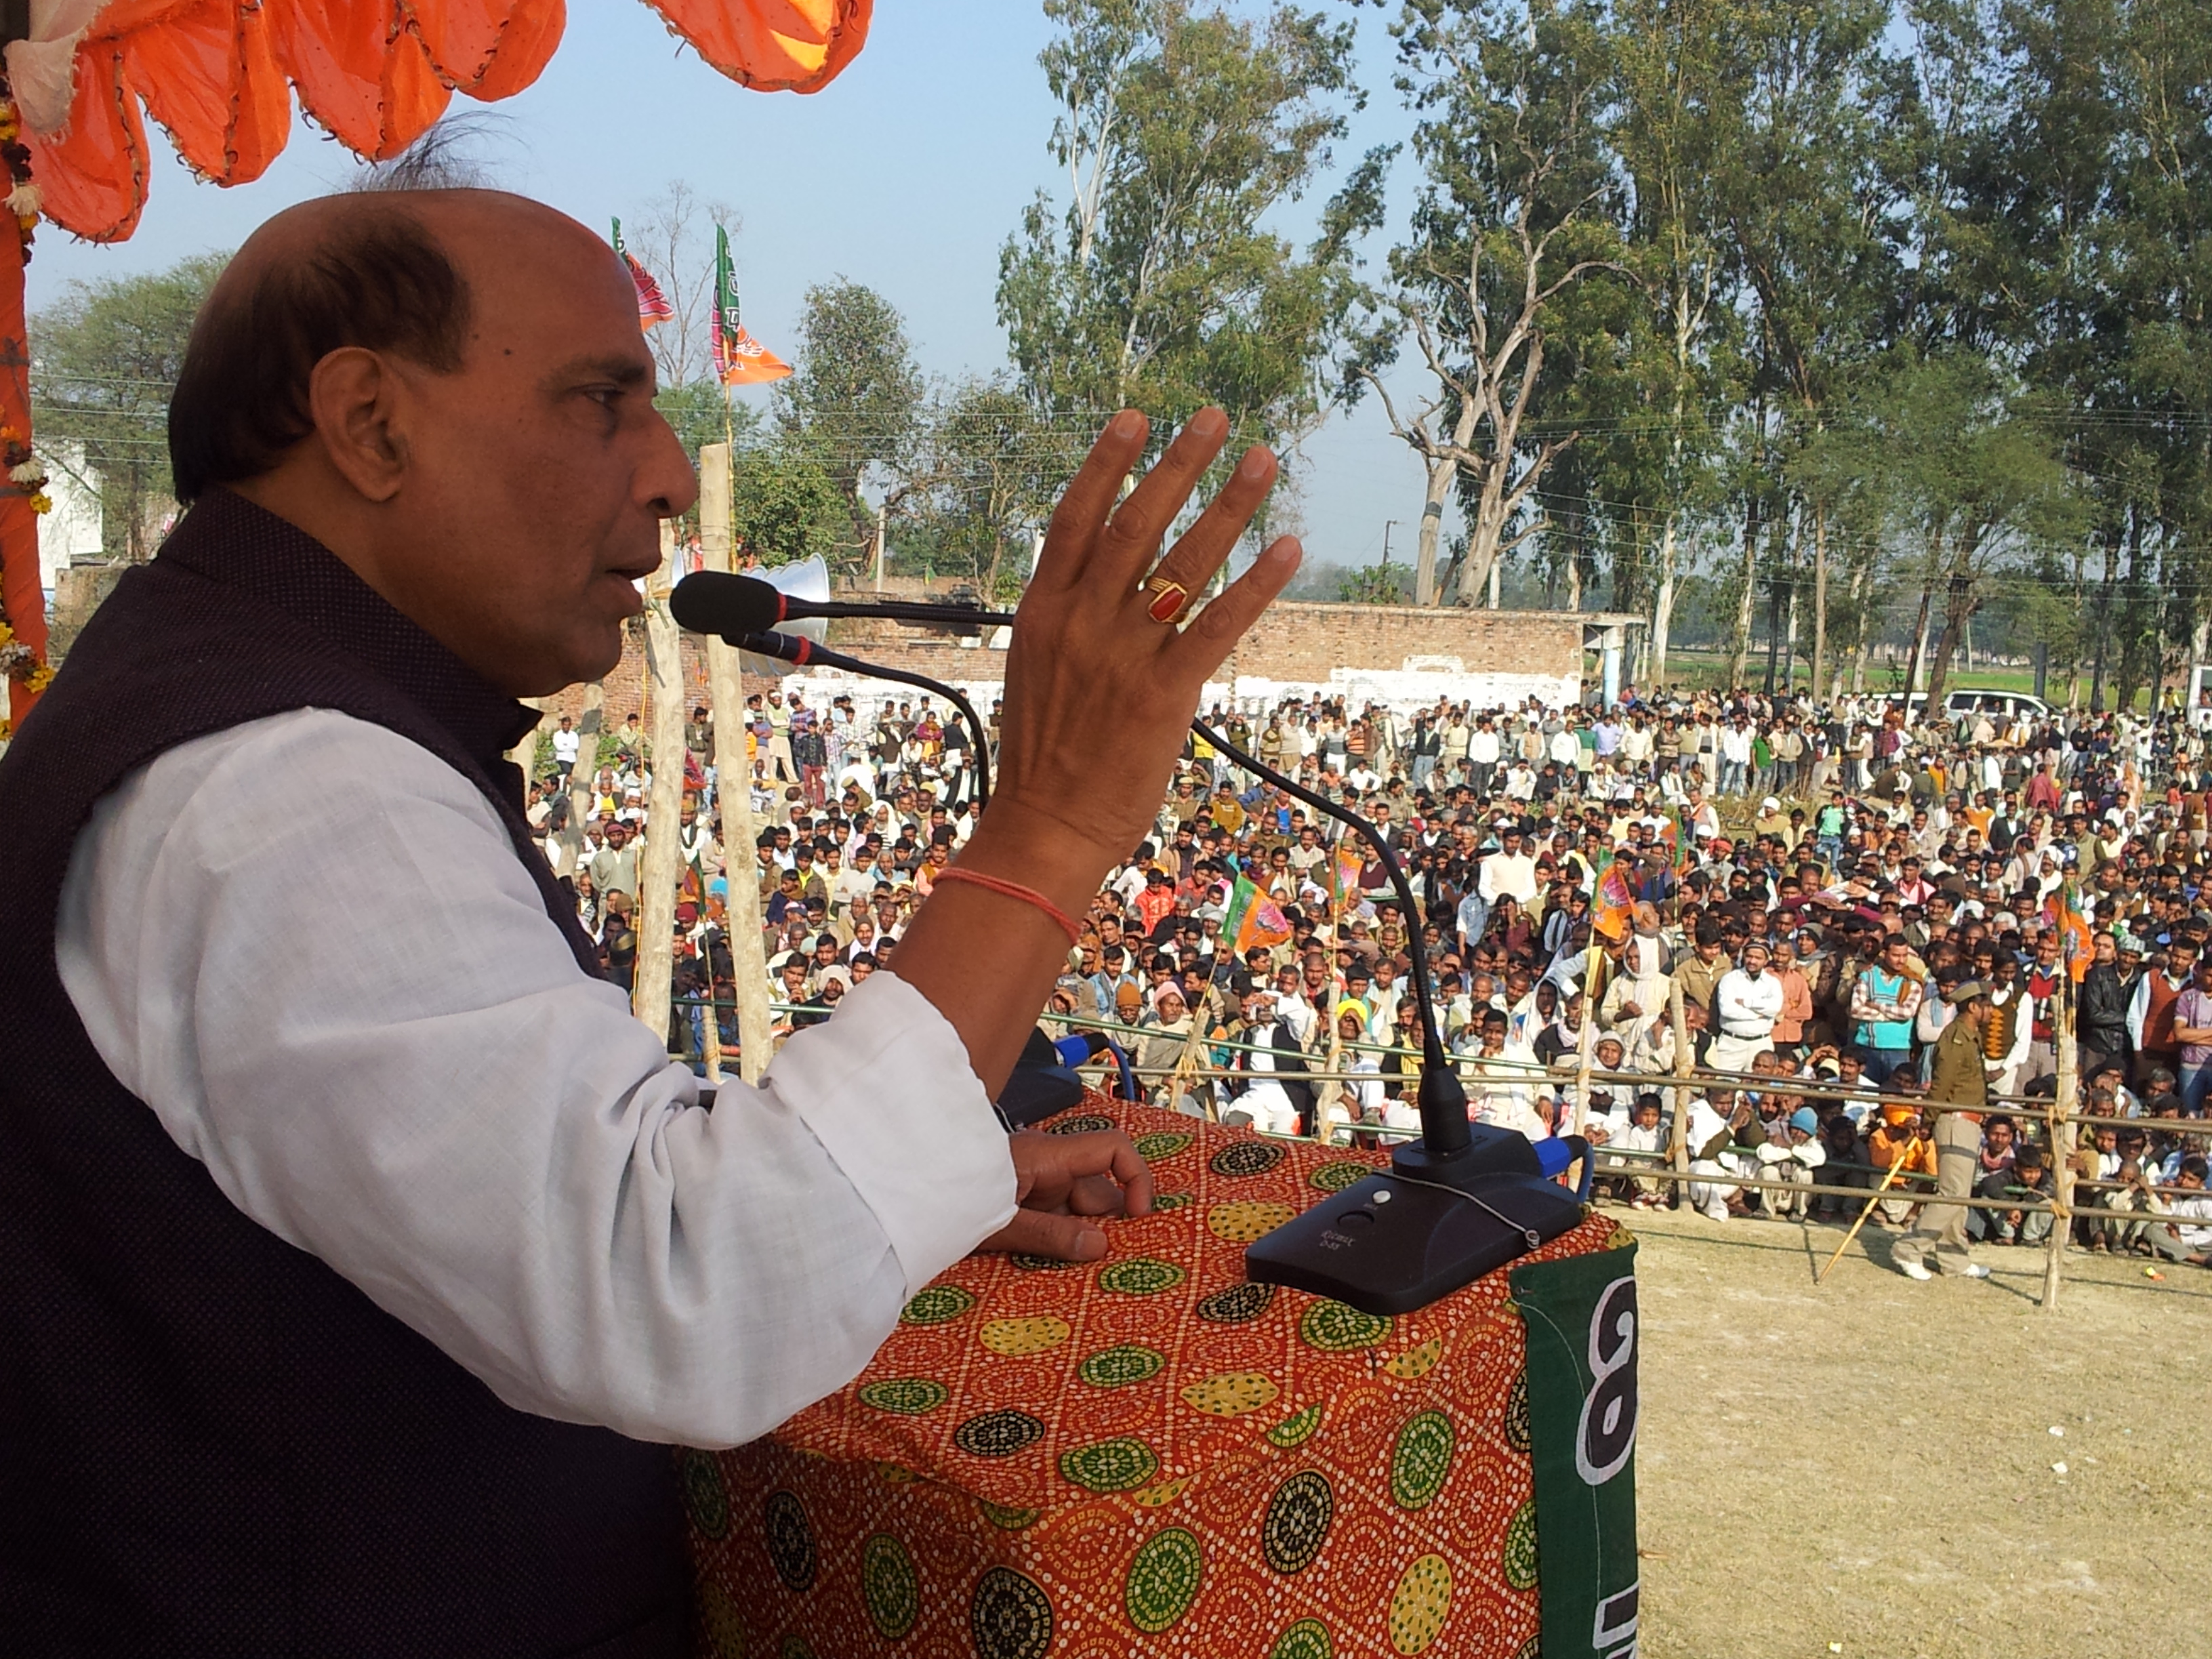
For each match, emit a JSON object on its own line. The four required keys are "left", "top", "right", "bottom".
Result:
{"left": 1622, "top": 1202, "right": 2212, "bottom": 1659}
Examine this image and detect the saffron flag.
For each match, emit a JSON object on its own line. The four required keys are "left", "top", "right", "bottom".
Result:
{"left": 1330, "top": 842, "right": 1366, "bottom": 913}
{"left": 1593, "top": 863, "right": 1635, "bottom": 943}
{"left": 2056, "top": 880, "right": 2094, "bottom": 984}
{"left": 1222, "top": 874, "right": 1294, "bottom": 957}
{"left": 712, "top": 224, "right": 793, "bottom": 386}
{"left": 611, "top": 218, "right": 674, "bottom": 331}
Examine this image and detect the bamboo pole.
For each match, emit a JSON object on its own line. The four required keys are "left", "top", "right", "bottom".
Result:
{"left": 1168, "top": 983, "right": 1219, "bottom": 1119}
{"left": 1568, "top": 938, "right": 1603, "bottom": 1136}
{"left": 697, "top": 440, "right": 776, "bottom": 1084}
{"left": 568, "top": 678, "right": 604, "bottom": 834}
{"left": 2045, "top": 980, "right": 2079, "bottom": 1311}
{"left": 630, "top": 523, "right": 686, "bottom": 1038}
{"left": 1668, "top": 977, "right": 1694, "bottom": 1191}
{"left": 1818, "top": 1145, "right": 1912, "bottom": 1284}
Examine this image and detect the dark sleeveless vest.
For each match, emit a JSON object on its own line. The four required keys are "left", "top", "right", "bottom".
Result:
{"left": 0, "top": 492, "right": 687, "bottom": 1656}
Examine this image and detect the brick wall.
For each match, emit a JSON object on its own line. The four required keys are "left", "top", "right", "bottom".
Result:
{"left": 557, "top": 600, "right": 1591, "bottom": 729}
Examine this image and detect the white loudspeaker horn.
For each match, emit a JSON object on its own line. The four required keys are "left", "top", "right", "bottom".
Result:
{"left": 740, "top": 555, "right": 830, "bottom": 677}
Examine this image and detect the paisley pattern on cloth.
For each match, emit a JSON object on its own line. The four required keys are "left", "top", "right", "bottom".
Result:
{"left": 684, "top": 1092, "right": 1618, "bottom": 1658}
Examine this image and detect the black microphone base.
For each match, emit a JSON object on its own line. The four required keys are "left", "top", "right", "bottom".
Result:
{"left": 1391, "top": 1121, "right": 1542, "bottom": 1190}
{"left": 1244, "top": 1170, "right": 1586, "bottom": 1316}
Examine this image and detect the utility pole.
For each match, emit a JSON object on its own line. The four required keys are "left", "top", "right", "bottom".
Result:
{"left": 1382, "top": 519, "right": 1399, "bottom": 567}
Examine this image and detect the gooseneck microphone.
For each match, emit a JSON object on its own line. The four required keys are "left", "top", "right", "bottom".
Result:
{"left": 671, "top": 571, "right": 1016, "bottom": 637}
{"left": 670, "top": 569, "right": 1585, "bottom": 1312}
{"left": 1192, "top": 717, "right": 1590, "bottom": 1314}
{"left": 1191, "top": 717, "right": 1467, "bottom": 1150}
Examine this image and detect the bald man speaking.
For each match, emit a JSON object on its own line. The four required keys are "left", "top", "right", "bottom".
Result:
{"left": 0, "top": 187, "right": 1298, "bottom": 1655}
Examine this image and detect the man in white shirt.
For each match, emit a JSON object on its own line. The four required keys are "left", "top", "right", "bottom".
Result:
{"left": 1479, "top": 825, "right": 1540, "bottom": 909}
{"left": 10, "top": 186, "right": 1305, "bottom": 1650}
{"left": 1711, "top": 940, "right": 1785, "bottom": 1073}
{"left": 550, "top": 712, "right": 581, "bottom": 777}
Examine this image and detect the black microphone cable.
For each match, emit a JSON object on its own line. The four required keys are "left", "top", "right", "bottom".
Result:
{"left": 1189, "top": 714, "right": 1475, "bottom": 1163}
{"left": 738, "top": 631, "right": 992, "bottom": 810}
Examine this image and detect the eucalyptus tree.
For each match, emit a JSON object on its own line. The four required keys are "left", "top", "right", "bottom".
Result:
{"left": 1708, "top": 0, "right": 1914, "bottom": 685}
{"left": 999, "top": 0, "right": 1366, "bottom": 471}
{"left": 1345, "top": 0, "right": 1632, "bottom": 607}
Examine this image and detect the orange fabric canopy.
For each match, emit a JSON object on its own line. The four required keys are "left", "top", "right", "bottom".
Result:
{"left": 0, "top": 0, "right": 867, "bottom": 726}
{"left": 14, "top": 0, "right": 873, "bottom": 242}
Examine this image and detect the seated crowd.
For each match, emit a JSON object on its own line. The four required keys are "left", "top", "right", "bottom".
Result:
{"left": 535, "top": 682, "right": 2212, "bottom": 1271}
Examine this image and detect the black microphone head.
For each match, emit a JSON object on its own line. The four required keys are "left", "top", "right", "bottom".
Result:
{"left": 670, "top": 571, "right": 782, "bottom": 638}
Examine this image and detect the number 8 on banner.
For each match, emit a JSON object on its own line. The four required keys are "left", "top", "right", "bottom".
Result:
{"left": 1575, "top": 1276, "right": 1638, "bottom": 1488}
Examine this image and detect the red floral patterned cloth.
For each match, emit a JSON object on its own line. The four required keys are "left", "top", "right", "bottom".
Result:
{"left": 684, "top": 1095, "right": 1621, "bottom": 1658}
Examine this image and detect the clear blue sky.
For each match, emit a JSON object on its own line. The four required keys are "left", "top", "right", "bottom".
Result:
{"left": 28, "top": 1, "right": 1437, "bottom": 573}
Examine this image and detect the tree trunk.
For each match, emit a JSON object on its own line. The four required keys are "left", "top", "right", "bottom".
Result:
{"left": 1726, "top": 493, "right": 1760, "bottom": 688}
{"left": 1414, "top": 459, "right": 1452, "bottom": 607}
{"left": 1462, "top": 477, "right": 1513, "bottom": 614}
{"left": 1847, "top": 558, "right": 1868, "bottom": 695}
{"left": 1902, "top": 580, "right": 1933, "bottom": 703}
{"left": 1924, "top": 571, "right": 1975, "bottom": 711}
{"left": 1782, "top": 575, "right": 1799, "bottom": 695}
{"left": 1763, "top": 566, "right": 1785, "bottom": 694}
{"left": 1650, "top": 512, "right": 1678, "bottom": 687}
{"left": 1809, "top": 502, "right": 1828, "bottom": 699}
{"left": 2089, "top": 523, "right": 2118, "bottom": 712}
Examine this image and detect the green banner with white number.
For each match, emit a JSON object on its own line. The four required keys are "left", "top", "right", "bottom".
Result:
{"left": 1510, "top": 1235, "right": 1641, "bottom": 1659}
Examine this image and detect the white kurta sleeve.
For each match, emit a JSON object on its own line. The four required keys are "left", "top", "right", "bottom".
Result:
{"left": 56, "top": 710, "right": 1017, "bottom": 1448}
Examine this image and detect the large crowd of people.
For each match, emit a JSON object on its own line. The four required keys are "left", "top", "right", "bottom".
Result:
{"left": 535, "top": 680, "right": 2212, "bottom": 1277}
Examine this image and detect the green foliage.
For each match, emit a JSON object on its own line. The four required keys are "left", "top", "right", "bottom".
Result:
{"left": 1340, "top": 0, "right": 1633, "bottom": 604}
{"left": 999, "top": 0, "right": 1364, "bottom": 462}
{"left": 1336, "top": 563, "right": 1410, "bottom": 605}
{"left": 775, "top": 279, "right": 925, "bottom": 565}
{"left": 31, "top": 252, "right": 228, "bottom": 559}
{"left": 907, "top": 378, "right": 1078, "bottom": 598}
{"left": 655, "top": 380, "right": 758, "bottom": 467}
{"left": 729, "top": 441, "right": 847, "bottom": 567}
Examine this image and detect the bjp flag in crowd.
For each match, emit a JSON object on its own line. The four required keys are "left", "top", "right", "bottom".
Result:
{"left": 1221, "top": 874, "right": 1293, "bottom": 956}
{"left": 1593, "top": 863, "right": 1635, "bottom": 943}
{"left": 1330, "top": 842, "right": 1366, "bottom": 914}
{"left": 2055, "top": 880, "right": 2095, "bottom": 983}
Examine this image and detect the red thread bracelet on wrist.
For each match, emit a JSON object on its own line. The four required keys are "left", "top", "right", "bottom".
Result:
{"left": 930, "top": 867, "right": 1083, "bottom": 947}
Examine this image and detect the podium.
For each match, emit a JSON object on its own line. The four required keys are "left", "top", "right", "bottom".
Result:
{"left": 684, "top": 1097, "right": 1639, "bottom": 1658}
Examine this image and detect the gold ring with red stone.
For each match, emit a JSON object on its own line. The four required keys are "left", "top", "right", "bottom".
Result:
{"left": 1141, "top": 572, "right": 1192, "bottom": 624}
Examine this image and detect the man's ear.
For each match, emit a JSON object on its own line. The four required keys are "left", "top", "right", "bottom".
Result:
{"left": 306, "top": 346, "right": 412, "bottom": 503}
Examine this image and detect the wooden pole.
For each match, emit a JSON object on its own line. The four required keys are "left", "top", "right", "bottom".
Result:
{"left": 698, "top": 441, "right": 776, "bottom": 1084}
{"left": 1568, "top": 939, "right": 1603, "bottom": 1136}
{"left": 568, "top": 678, "right": 605, "bottom": 831}
{"left": 1168, "top": 985, "right": 1214, "bottom": 1118}
{"left": 1818, "top": 1145, "right": 1912, "bottom": 1284}
{"left": 631, "top": 523, "right": 687, "bottom": 1042}
{"left": 506, "top": 695, "right": 557, "bottom": 778}
{"left": 1667, "top": 977, "right": 1694, "bottom": 1190}
{"left": 2043, "top": 979, "right": 2078, "bottom": 1311}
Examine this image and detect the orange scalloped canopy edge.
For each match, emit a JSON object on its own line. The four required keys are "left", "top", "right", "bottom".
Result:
{"left": 25, "top": 0, "right": 872, "bottom": 243}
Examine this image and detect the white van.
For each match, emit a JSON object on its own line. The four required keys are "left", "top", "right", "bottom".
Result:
{"left": 1871, "top": 689, "right": 2051, "bottom": 726}
{"left": 1940, "top": 688, "right": 2050, "bottom": 725}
